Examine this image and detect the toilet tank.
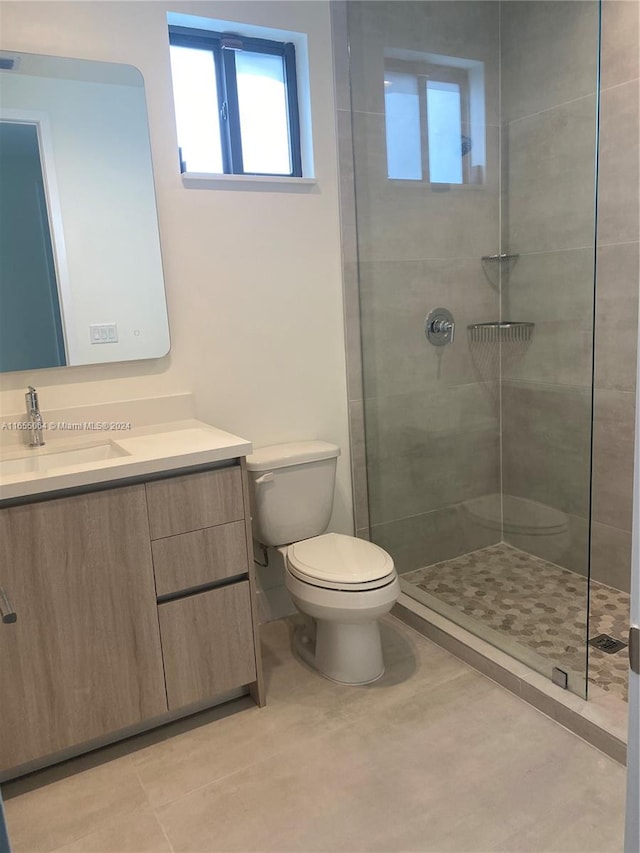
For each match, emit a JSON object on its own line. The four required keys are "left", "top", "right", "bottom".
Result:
{"left": 246, "top": 441, "right": 340, "bottom": 546}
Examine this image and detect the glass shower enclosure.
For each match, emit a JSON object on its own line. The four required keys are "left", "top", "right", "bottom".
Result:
{"left": 346, "top": 1, "right": 603, "bottom": 698}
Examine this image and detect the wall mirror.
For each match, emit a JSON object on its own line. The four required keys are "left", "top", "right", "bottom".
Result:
{"left": 0, "top": 51, "right": 170, "bottom": 373}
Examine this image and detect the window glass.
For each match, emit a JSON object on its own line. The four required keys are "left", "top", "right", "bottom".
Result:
{"left": 426, "top": 80, "right": 463, "bottom": 184}
{"left": 384, "top": 71, "right": 422, "bottom": 181}
{"left": 235, "top": 51, "right": 291, "bottom": 174}
{"left": 169, "top": 45, "right": 223, "bottom": 173}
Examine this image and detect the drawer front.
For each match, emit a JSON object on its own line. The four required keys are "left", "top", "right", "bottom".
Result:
{"left": 145, "top": 467, "right": 244, "bottom": 539}
{"left": 158, "top": 582, "right": 257, "bottom": 710}
{"left": 152, "top": 520, "right": 248, "bottom": 597}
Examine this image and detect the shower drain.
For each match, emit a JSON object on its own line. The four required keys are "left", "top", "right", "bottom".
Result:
{"left": 588, "top": 634, "right": 627, "bottom": 654}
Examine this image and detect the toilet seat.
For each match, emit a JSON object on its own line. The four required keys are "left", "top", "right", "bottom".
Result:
{"left": 286, "top": 533, "right": 396, "bottom": 592}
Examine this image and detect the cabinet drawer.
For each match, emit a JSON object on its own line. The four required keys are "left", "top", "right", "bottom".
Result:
{"left": 145, "top": 467, "right": 244, "bottom": 539}
{"left": 152, "top": 520, "right": 248, "bottom": 597}
{"left": 158, "top": 582, "right": 257, "bottom": 710}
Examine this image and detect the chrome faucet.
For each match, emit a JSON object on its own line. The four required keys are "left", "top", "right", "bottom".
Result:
{"left": 25, "top": 386, "right": 45, "bottom": 447}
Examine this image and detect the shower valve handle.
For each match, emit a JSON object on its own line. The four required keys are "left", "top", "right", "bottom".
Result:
{"left": 425, "top": 308, "right": 455, "bottom": 346}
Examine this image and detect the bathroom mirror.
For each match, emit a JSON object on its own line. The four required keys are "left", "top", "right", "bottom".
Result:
{"left": 0, "top": 51, "right": 170, "bottom": 373}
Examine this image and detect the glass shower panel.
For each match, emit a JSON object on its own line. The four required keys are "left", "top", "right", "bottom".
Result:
{"left": 348, "top": 0, "right": 600, "bottom": 698}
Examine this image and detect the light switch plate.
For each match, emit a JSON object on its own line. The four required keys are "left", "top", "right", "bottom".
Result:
{"left": 89, "top": 324, "right": 118, "bottom": 344}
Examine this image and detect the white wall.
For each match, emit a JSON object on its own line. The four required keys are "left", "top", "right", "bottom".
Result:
{"left": 0, "top": 1, "right": 353, "bottom": 535}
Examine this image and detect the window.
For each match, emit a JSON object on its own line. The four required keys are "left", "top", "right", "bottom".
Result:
{"left": 169, "top": 25, "right": 302, "bottom": 177}
{"left": 384, "top": 58, "right": 482, "bottom": 185}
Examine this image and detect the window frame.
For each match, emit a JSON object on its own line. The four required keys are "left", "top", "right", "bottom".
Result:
{"left": 384, "top": 58, "right": 473, "bottom": 185}
{"left": 169, "top": 24, "right": 303, "bottom": 178}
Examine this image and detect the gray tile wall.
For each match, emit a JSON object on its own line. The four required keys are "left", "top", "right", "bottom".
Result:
{"left": 591, "top": 1, "right": 639, "bottom": 592}
{"left": 336, "top": 1, "right": 502, "bottom": 572}
{"left": 335, "top": 0, "right": 639, "bottom": 591}
{"left": 501, "top": 0, "right": 638, "bottom": 593}
{"left": 499, "top": 0, "right": 600, "bottom": 579}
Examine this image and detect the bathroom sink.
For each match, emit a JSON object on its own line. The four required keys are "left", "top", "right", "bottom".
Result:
{"left": 0, "top": 443, "right": 129, "bottom": 476}
{"left": 0, "top": 418, "right": 252, "bottom": 503}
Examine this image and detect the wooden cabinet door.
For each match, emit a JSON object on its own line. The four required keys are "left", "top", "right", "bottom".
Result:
{"left": 158, "top": 581, "right": 256, "bottom": 710}
{"left": 0, "top": 486, "right": 167, "bottom": 772}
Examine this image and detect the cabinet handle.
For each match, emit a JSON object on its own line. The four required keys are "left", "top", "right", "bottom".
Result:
{"left": 0, "top": 587, "right": 17, "bottom": 624}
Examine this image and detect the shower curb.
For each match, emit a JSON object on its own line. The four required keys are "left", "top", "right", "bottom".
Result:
{"left": 392, "top": 595, "right": 627, "bottom": 766}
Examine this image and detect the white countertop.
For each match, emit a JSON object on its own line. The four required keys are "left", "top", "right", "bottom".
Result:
{"left": 0, "top": 419, "right": 252, "bottom": 503}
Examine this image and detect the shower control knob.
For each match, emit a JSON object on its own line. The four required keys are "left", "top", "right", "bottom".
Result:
{"left": 425, "top": 308, "right": 455, "bottom": 346}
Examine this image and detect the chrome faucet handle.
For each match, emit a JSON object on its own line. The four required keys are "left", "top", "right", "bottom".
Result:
{"left": 25, "top": 386, "right": 38, "bottom": 409}
{"left": 425, "top": 308, "right": 455, "bottom": 346}
{"left": 25, "top": 386, "right": 45, "bottom": 447}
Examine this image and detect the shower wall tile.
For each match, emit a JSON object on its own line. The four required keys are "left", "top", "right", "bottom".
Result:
{"left": 501, "top": 381, "right": 592, "bottom": 518}
{"left": 352, "top": 112, "right": 500, "bottom": 262}
{"left": 336, "top": 109, "right": 358, "bottom": 266}
{"left": 365, "top": 384, "right": 500, "bottom": 525}
{"left": 504, "top": 512, "right": 589, "bottom": 579}
{"left": 347, "top": 1, "right": 500, "bottom": 124}
{"left": 596, "top": 78, "right": 640, "bottom": 248}
{"left": 503, "top": 95, "right": 598, "bottom": 255}
{"left": 501, "top": 248, "right": 595, "bottom": 387}
{"left": 330, "top": 2, "right": 351, "bottom": 113}
{"left": 594, "top": 241, "right": 639, "bottom": 393}
{"left": 349, "top": 398, "right": 370, "bottom": 533}
{"left": 355, "top": 178, "right": 500, "bottom": 263}
{"left": 600, "top": 0, "right": 640, "bottom": 91}
{"left": 359, "top": 258, "right": 500, "bottom": 399}
{"left": 500, "top": 1, "right": 600, "bottom": 123}
{"left": 342, "top": 261, "right": 364, "bottom": 402}
{"left": 591, "top": 522, "right": 632, "bottom": 594}
{"left": 370, "top": 504, "right": 500, "bottom": 574}
{"left": 336, "top": 0, "right": 637, "bottom": 604}
{"left": 588, "top": 4, "right": 639, "bottom": 597}
{"left": 592, "top": 389, "right": 635, "bottom": 532}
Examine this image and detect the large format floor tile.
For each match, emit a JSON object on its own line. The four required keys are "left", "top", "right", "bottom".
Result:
{"left": 3, "top": 615, "right": 625, "bottom": 853}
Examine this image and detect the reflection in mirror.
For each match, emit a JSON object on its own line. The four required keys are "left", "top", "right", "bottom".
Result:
{"left": 0, "top": 52, "right": 170, "bottom": 373}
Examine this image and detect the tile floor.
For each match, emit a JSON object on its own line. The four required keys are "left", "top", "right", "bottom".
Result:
{"left": 3, "top": 615, "right": 626, "bottom": 853}
{"left": 403, "top": 543, "right": 630, "bottom": 701}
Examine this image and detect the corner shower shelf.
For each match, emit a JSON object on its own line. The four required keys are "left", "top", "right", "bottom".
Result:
{"left": 467, "top": 321, "right": 534, "bottom": 343}
{"left": 481, "top": 253, "right": 520, "bottom": 263}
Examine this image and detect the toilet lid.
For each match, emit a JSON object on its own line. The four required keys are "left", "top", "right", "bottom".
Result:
{"left": 287, "top": 533, "right": 395, "bottom": 585}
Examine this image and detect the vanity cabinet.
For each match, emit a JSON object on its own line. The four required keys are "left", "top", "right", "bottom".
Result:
{"left": 146, "top": 466, "right": 261, "bottom": 711}
{"left": 0, "top": 460, "right": 264, "bottom": 778}
{"left": 0, "top": 486, "right": 167, "bottom": 771}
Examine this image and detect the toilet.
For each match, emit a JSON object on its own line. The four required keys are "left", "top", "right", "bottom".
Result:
{"left": 246, "top": 441, "right": 400, "bottom": 685}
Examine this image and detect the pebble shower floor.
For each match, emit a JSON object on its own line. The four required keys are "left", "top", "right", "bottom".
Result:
{"left": 403, "top": 542, "right": 629, "bottom": 701}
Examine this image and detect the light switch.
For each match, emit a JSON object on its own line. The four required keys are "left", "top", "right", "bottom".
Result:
{"left": 89, "top": 324, "right": 118, "bottom": 344}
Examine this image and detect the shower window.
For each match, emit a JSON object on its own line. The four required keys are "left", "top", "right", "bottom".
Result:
{"left": 384, "top": 60, "right": 476, "bottom": 185}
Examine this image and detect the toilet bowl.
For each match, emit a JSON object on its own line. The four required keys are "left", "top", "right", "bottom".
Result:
{"left": 246, "top": 442, "right": 400, "bottom": 685}
{"left": 284, "top": 533, "right": 400, "bottom": 684}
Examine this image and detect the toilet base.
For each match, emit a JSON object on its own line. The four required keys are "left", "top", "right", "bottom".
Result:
{"left": 294, "top": 619, "right": 385, "bottom": 685}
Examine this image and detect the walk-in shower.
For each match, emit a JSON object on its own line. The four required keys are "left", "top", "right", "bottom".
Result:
{"left": 338, "top": 0, "right": 634, "bottom": 704}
